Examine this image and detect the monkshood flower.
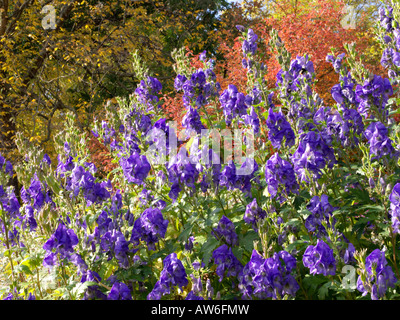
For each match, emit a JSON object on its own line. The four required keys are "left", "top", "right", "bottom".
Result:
{"left": 100, "top": 229, "right": 130, "bottom": 268}
{"left": 355, "top": 75, "right": 393, "bottom": 119}
{"left": 266, "top": 108, "right": 295, "bottom": 149}
{"left": 149, "top": 118, "right": 178, "bottom": 157}
{"left": 175, "top": 68, "right": 220, "bottom": 109}
{"left": 326, "top": 53, "right": 346, "bottom": 73}
{"left": 21, "top": 174, "right": 55, "bottom": 210}
{"left": 242, "top": 28, "right": 258, "bottom": 56}
{"left": 184, "top": 236, "right": 195, "bottom": 252}
{"left": 243, "top": 106, "right": 261, "bottom": 134}
{"left": 120, "top": 151, "right": 151, "bottom": 185}
{"left": 219, "top": 158, "right": 258, "bottom": 197}
{"left": 291, "top": 131, "right": 336, "bottom": 182}
{"left": 305, "top": 195, "right": 337, "bottom": 238}
{"left": 185, "top": 291, "right": 204, "bottom": 300}
{"left": 364, "top": 121, "right": 395, "bottom": 160}
{"left": 135, "top": 75, "right": 162, "bottom": 111}
{"left": 380, "top": 47, "right": 400, "bottom": 71}
{"left": 131, "top": 207, "right": 168, "bottom": 251}
{"left": 265, "top": 152, "right": 298, "bottom": 201}
{"left": 147, "top": 253, "right": 188, "bottom": 300}
{"left": 339, "top": 106, "right": 364, "bottom": 147}
{"left": 212, "top": 215, "right": 239, "bottom": 246}
{"left": 303, "top": 239, "right": 336, "bottom": 276}
{"left": 182, "top": 106, "right": 205, "bottom": 136}
{"left": 199, "top": 148, "right": 222, "bottom": 193}
{"left": 234, "top": 158, "right": 259, "bottom": 197}
{"left": 330, "top": 74, "right": 357, "bottom": 107}
{"left": 99, "top": 120, "right": 116, "bottom": 145}
{"left": 238, "top": 249, "right": 299, "bottom": 300}
{"left": 0, "top": 156, "right": 13, "bottom": 178}
{"left": 219, "top": 84, "right": 252, "bottom": 126}
{"left": 139, "top": 188, "right": 154, "bottom": 206}
{"left": 56, "top": 154, "right": 75, "bottom": 176}
{"left": 379, "top": 6, "right": 396, "bottom": 33}
{"left": 70, "top": 253, "right": 88, "bottom": 275}
{"left": 0, "top": 186, "right": 20, "bottom": 219}
{"left": 66, "top": 165, "right": 112, "bottom": 206}
{"left": 244, "top": 198, "right": 266, "bottom": 231}
{"left": 357, "top": 249, "right": 397, "bottom": 300}
{"left": 167, "top": 147, "right": 199, "bottom": 200}
{"left": 389, "top": 183, "right": 400, "bottom": 234}
{"left": 212, "top": 244, "right": 243, "bottom": 282}
{"left": 123, "top": 108, "right": 152, "bottom": 136}
{"left": 43, "top": 222, "right": 79, "bottom": 266}
{"left": 24, "top": 205, "right": 37, "bottom": 231}
{"left": 81, "top": 270, "right": 107, "bottom": 300}
{"left": 108, "top": 281, "right": 132, "bottom": 300}
{"left": 276, "top": 55, "right": 315, "bottom": 97}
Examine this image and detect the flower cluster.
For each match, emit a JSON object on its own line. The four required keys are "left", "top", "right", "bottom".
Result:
{"left": 389, "top": 183, "right": 400, "bottom": 234}
{"left": 302, "top": 239, "right": 336, "bottom": 276}
{"left": 291, "top": 131, "right": 336, "bottom": 182}
{"left": 266, "top": 108, "right": 295, "bottom": 149}
{"left": 212, "top": 215, "right": 239, "bottom": 246}
{"left": 355, "top": 75, "right": 393, "bottom": 120}
{"left": 326, "top": 53, "right": 346, "bottom": 74}
{"left": 131, "top": 207, "right": 169, "bottom": 251}
{"left": 66, "top": 164, "right": 111, "bottom": 206}
{"left": 276, "top": 55, "right": 316, "bottom": 121}
{"left": 21, "top": 174, "right": 54, "bottom": 210}
{"left": 305, "top": 195, "right": 337, "bottom": 238}
{"left": 212, "top": 244, "right": 243, "bottom": 282}
{"left": 357, "top": 249, "right": 397, "bottom": 300}
{"left": 174, "top": 68, "right": 220, "bottom": 109}
{"left": 238, "top": 249, "right": 299, "bottom": 300}
{"left": 147, "top": 253, "right": 188, "bottom": 300}
{"left": 219, "top": 158, "right": 259, "bottom": 197}
{"left": 219, "top": 84, "right": 253, "bottom": 126}
{"left": 135, "top": 76, "right": 162, "bottom": 111}
{"left": 364, "top": 121, "right": 395, "bottom": 160}
{"left": 244, "top": 198, "right": 266, "bottom": 231}
{"left": 43, "top": 222, "right": 79, "bottom": 267}
{"left": 120, "top": 151, "right": 151, "bottom": 185}
{"left": 265, "top": 153, "right": 298, "bottom": 201}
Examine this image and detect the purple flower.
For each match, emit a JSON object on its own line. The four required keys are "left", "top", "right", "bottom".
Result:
{"left": 108, "top": 281, "right": 132, "bottom": 300}
{"left": 120, "top": 152, "right": 151, "bottom": 185}
{"left": 147, "top": 253, "right": 188, "bottom": 300}
{"left": 357, "top": 249, "right": 397, "bottom": 300}
{"left": 185, "top": 291, "right": 204, "bottom": 300}
{"left": 364, "top": 121, "right": 395, "bottom": 159}
{"left": 212, "top": 215, "right": 239, "bottom": 246}
{"left": 135, "top": 76, "right": 162, "bottom": 111}
{"left": 305, "top": 194, "right": 336, "bottom": 237}
{"left": 238, "top": 249, "right": 299, "bottom": 300}
{"left": 266, "top": 108, "right": 295, "bottom": 149}
{"left": 244, "top": 198, "right": 266, "bottom": 231}
{"left": 389, "top": 183, "right": 400, "bottom": 233}
{"left": 212, "top": 244, "right": 243, "bottom": 282}
{"left": 265, "top": 153, "right": 298, "bottom": 201}
{"left": 291, "top": 131, "right": 336, "bottom": 182}
{"left": 355, "top": 75, "right": 393, "bottom": 119}
{"left": 43, "top": 222, "right": 79, "bottom": 261}
{"left": 303, "top": 239, "right": 336, "bottom": 276}
{"left": 131, "top": 207, "right": 168, "bottom": 251}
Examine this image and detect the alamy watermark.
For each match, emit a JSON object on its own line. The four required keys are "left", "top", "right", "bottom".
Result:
{"left": 340, "top": 5, "right": 357, "bottom": 30}
{"left": 341, "top": 265, "right": 357, "bottom": 290}
{"left": 144, "top": 122, "right": 256, "bottom": 176}
{"left": 41, "top": 4, "right": 56, "bottom": 30}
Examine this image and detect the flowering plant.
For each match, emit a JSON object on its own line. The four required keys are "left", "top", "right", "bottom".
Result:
{"left": 1, "top": 1, "right": 400, "bottom": 301}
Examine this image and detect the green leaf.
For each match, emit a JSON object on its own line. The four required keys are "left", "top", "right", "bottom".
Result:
{"left": 200, "top": 237, "right": 219, "bottom": 267}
